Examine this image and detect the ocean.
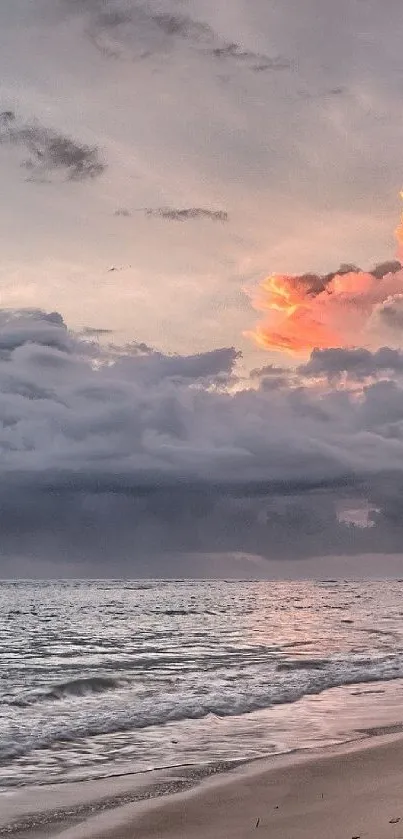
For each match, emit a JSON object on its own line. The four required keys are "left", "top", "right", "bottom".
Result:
{"left": 2, "top": 578, "right": 403, "bottom": 790}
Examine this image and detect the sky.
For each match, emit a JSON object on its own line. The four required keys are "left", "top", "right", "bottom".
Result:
{"left": 2, "top": 0, "right": 403, "bottom": 576}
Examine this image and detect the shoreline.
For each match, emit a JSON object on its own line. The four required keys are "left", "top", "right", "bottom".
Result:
{"left": 0, "top": 759, "right": 249, "bottom": 839}
{"left": 3, "top": 722, "right": 403, "bottom": 839}
{"left": 50, "top": 731, "right": 403, "bottom": 839}
{"left": 5, "top": 676, "right": 403, "bottom": 839}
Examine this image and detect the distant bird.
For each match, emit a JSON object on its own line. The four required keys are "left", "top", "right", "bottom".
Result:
{"left": 107, "top": 265, "right": 131, "bottom": 273}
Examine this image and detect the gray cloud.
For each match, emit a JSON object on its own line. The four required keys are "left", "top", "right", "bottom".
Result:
{"left": 298, "top": 85, "right": 347, "bottom": 100}
{"left": 146, "top": 11, "right": 213, "bottom": 42}
{"left": 0, "top": 309, "right": 403, "bottom": 570}
{"left": 0, "top": 110, "right": 105, "bottom": 182}
{"left": 374, "top": 294, "right": 403, "bottom": 332}
{"left": 145, "top": 207, "right": 228, "bottom": 222}
{"left": 110, "top": 344, "right": 241, "bottom": 383}
{"left": 259, "top": 376, "right": 291, "bottom": 391}
{"left": 250, "top": 364, "right": 289, "bottom": 379}
{"left": 81, "top": 327, "right": 115, "bottom": 337}
{"left": 209, "top": 43, "right": 291, "bottom": 73}
{"left": 299, "top": 346, "right": 403, "bottom": 380}
{"left": 369, "top": 261, "right": 402, "bottom": 280}
{"left": 250, "top": 364, "right": 293, "bottom": 391}
{"left": 84, "top": 7, "right": 213, "bottom": 59}
{"left": 0, "top": 309, "right": 72, "bottom": 355}
{"left": 114, "top": 208, "right": 132, "bottom": 217}
{"left": 59, "top": 0, "right": 290, "bottom": 71}
{"left": 93, "top": 8, "right": 133, "bottom": 30}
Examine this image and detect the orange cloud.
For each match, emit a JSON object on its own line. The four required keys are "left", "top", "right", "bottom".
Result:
{"left": 248, "top": 205, "right": 403, "bottom": 355}
{"left": 249, "top": 274, "right": 342, "bottom": 352}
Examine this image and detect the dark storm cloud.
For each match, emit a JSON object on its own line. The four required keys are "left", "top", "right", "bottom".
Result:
{"left": 145, "top": 207, "right": 228, "bottom": 222}
{"left": 1, "top": 309, "right": 403, "bottom": 569}
{"left": 0, "top": 110, "right": 105, "bottom": 181}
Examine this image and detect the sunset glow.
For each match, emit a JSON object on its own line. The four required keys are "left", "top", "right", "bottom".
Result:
{"left": 248, "top": 202, "right": 403, "bottom": 355}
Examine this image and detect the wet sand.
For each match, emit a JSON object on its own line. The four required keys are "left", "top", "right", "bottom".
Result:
{"left": 5, "top": 732, "right": 403, "bottom": 839}
{"left": 0, "top": 760, "right": 239, "bottom": 838}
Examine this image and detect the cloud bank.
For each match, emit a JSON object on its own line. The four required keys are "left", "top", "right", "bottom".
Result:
{"left": 1, "top": 307, "right": 403, "bottom": 572}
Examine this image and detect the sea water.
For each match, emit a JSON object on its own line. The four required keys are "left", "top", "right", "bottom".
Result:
{"left": 2, "top": 579, "right": 403, "bottom": 789}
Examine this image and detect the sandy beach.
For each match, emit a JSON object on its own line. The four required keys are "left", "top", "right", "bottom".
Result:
{"left": 65, "top": 734, "right": 403, "bottom": 839}
{"left": 4, "top": 731, "right": 403, "bottom": 839}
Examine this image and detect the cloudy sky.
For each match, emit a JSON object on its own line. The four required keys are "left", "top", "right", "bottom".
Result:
{"left": 2, "top": 0, "right": 403, "bottom": 577}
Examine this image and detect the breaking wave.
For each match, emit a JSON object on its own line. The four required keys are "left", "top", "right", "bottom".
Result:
{"left": 41, "top": 676, "right": 120, "bottom": 701}
{"left": 9, "top": 677, "right": 120, "bottom": 707}
{"left": 3, "top": 653, "right": 403, "bottom": 766}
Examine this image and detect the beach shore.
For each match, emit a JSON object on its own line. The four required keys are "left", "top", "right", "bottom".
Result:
{"left": 5, "top": 731, "right": 403, "bottom": 839}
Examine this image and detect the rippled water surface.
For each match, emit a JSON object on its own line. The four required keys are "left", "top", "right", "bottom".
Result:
{"left": 2, "top": 579, "right": 403, "bottom": 788}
